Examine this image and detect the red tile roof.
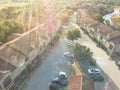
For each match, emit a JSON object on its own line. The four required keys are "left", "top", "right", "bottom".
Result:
{"left": 68, "top": 75, "right": 82, "bottom": 90}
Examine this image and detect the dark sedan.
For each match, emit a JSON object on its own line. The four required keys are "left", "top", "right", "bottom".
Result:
{"left": 90, "top": 74, "right": 104, "bottom": 81}
{"left": 52, "top": 77, "right": 68, "bottom": 86}
{"left": 49, "top": 83, "right": 62, "bottom": 90}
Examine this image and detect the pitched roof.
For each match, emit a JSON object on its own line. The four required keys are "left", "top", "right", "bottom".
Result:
{"left": 82, "top": 17, "right": 98, "bottom": 26}
{"left": 0, "top": 58, "right": 16, "bottom": 71}
{"left": 7, "top": 33, "right": 21, "bottom": 42}
{"left": 78, "top": 8, "right": 120, "bottom": 45}
{"left": 0, "top": 46, "right": 26, "bottom": 67}
{"left": 109, "top": 36, "right": 120, "bottom": 45}
{"left": 91, "top": 22, "right": 114, "bottom": 35}
{"left": 108, "top": 31, "right": 120, "bottom": 40}
{"left": 3, "top": 24, "right": 45, "bottom": 57}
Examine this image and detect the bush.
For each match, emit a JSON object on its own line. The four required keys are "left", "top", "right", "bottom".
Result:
{"left": 89, "top": 58, "right": 96, "bottom": 66}
{"left": 94, "top": 13, "right": 104, "bottom": 22}
{"left": 73, "top": 44, "right": 93, "bottom": 61}
{"left": 67, "top": 29, "right": 81, "bottom": 41}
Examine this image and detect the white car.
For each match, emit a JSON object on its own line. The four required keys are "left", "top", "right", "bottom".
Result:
{"left": 59, "top": 71, "right": 67, "bottom": 79}
{"left": 64, "top": 52, "right": 74, "bottom": 58}
{"left": 88, "top": 68, "right": 100, "bottom": 75}
{"left": 67, "top": 43, "right": 73, "bottom": 46}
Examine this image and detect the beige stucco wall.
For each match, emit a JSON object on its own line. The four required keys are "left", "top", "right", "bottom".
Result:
{"left": 114, "top": 44, "right": 120, "bottom": 52}
{"left": 0, "top": 72, "right": 13, "bottom": 90}
{"left": 105, "top": 41, "right": 115, "bottom": 54}
{"left": 11, "top": 65, "right": 25, "bottom": 80}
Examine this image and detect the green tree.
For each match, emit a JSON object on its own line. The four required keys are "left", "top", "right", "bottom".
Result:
{"left": 0, "top": 30, "right": 5, "bottom": 42}
{"left": 57, "top": 8, "right": 73, "bottom": 23}
{"left": 94, "top": 13, "right": 104, "bottom": 22}
{"left": 73, "top": 44, "right": 93, "bottom": 60}
{"left": 67, "top": 29, "right": 81, "bottom": 41}
{"left": 0, "top": 6, "right": 19, "bottom": 20}
{"left": 105, "top": 20, "right": 110, "bottom": 25}
{"left": 0, "top": 19, "right": 24, "bottom": 42}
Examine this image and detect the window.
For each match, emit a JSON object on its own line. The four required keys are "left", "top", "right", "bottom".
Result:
{"left": 3, "top": 76, "right": 12, "bottom": 88}
{"left": 109, "top": 44, "right": 113, "bottom": 50}
{"left": 90, "top": 29, "right": 94, "bottom": 34}
{"left": 100, "top": 36, "right": 103, "bottom": 40}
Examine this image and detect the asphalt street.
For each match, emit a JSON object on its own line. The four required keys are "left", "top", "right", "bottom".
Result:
{"left": 21, "top": 37, "right": 74, "bottom": 90}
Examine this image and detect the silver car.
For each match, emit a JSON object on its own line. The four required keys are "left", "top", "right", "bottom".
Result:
{"left": 64, "top": 52, "right": 74, "bottom": 58}
{"left": 88, "top": 68, "right": 100, "bottom": 75}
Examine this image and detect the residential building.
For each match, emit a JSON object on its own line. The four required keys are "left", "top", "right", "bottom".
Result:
{"left": 77, "top": 8, "right": 120, "bottom": 55}
{"left": 0, "top": 24, "right": 60, "bottom": 90}
{"left": 0, "top": 58, "right": 16, "bottom": 90}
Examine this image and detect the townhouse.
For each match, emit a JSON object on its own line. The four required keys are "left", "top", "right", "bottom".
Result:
{"left": 0, "top": 58, "right": 16, "bottom": 90}
{"left": 0, "top": 24, "right": 60, "bottom": 90}
{"left": 77, "top": 8, "right": 120, "bottom": 55}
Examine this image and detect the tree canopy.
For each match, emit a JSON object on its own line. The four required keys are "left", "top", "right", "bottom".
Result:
{"left": 57, "top": 7, "right": 73, "bottom": 23}
{"left": 73, "top": 44, "right": 93, "bottom": 60}
{"left": 94, "top": 13, "right": 104, "bottom": 22}
{"left": 0, "top": 7, "right": 24, "bottom": 43}
{"left": 67, "top": 29, "right": 81, "bottom": 41}
{"left": 0, "top": 19, "right": 24, "bottom": 42}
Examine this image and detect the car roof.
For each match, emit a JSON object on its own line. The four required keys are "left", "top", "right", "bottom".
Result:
{"left": 59, "top": 71, "right": 66, "bottom": 75}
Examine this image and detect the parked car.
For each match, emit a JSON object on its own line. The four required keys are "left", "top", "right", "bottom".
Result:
{"left": 67, "top": 42, "right": 73, "bottom": 46}
{"left": 51, "top": 71, "right": 68, "bottom": 86}
{"left": 59, "top": 71, "right": 68, "bottom": 79}
{"left": 51, "top": 77, "right": 68, "bottom": 86}
{"left": 49, "top": 83, "right": 62, "bottom": 90}
{"left": 116, "top": 61, "right": 120, "bottom": 67}
{"left": 88, "top": 68, "right": 100, "bottom": 75}
{"left": 64, "top": 52, "right": 74, "bottom": 58}
{"left": 90, "top": 74, "right": 104, "bottom": 81}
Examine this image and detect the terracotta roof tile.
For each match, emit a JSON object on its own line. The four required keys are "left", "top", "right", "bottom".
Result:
{"left": 68, "top": 75, "right": 82, "bottom": 90}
